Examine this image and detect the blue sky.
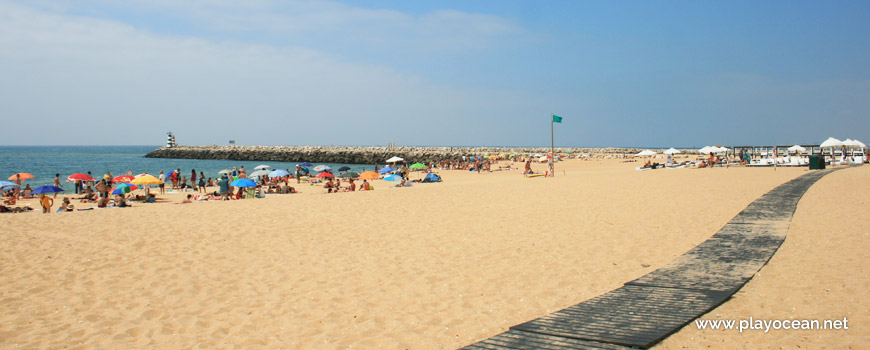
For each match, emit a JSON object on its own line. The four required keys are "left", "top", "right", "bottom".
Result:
{"left": 1, "top": 0, "right": 867, "bottom": 147}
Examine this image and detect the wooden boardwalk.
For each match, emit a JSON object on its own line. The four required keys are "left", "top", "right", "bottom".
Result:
{"left": 461, "top": 169, "right": 840, "bottom": 349}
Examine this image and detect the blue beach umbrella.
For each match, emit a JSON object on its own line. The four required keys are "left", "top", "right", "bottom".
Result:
{"left": 338, "top": 166, "right": 351, "bottom": 172}
{"left": 230, "top": 178, "right": 258, "bottom": 188}
{"left": 298, "top": 162, "right": 313, "bottom": 167}
{"left": 269, "top": 169, "right": 290, "bottom": 178}
{"left": 32, "top": 185, "right": 64, "bottom": 195}
{"left": 378, "top": 167, "right": 394, "bottom": 174}
{"left": 0, "top": 181, "right": 19, "bottom": 192}
{"left": 383, "top": 174, "right": 402, "bottom": 182}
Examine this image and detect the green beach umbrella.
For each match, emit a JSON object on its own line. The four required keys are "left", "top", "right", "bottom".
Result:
{"left": 339, "top": 172, "right": 360, "bottom": 179}
{"left": 410, "top": 163, "right": 427, "bottom": 169}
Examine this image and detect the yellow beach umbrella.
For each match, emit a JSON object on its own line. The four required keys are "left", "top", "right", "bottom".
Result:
{"left": 130, "top": 174, "right": 162, "bottom": 185}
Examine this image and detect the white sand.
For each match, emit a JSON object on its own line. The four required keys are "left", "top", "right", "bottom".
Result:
{"left": 1, "top": 160, "right": 864, "bottom": 349}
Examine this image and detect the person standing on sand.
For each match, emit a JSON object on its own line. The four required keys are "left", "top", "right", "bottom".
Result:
{"left": 53, "top": 173, "right": 62, "bottom": 198}
{"left": 190, "top": 169, "right": 197, "bottom": 189}
{"left": 13, "top": 174, "right": 21, "bottom": 199}
{"left": 218, "top": 175, "right": 230, "bottom": 200}
{"left": 295, "top": 166, "right": 302, "bottom": 184}
{"left": 709, "top": 152, "right": 715, "bottom": 169}
{"left": 39, "top": 193, "right": 53, "bottom": 213}
{"left": 158, "top": 171, "right": 166, "bottom": 194}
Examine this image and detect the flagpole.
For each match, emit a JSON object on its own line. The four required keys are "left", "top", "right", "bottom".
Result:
{"left": 551, "top": 114, "right": 555, "bottom": 177}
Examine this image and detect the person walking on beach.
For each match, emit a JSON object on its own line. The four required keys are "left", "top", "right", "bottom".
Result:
{"left": 53, "top": 173, "right": 62, "bottom": 198}
{"left": 39, "top": 193, "right": 53, "bottom": 214}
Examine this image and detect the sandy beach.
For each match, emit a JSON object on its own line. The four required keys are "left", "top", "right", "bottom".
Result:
{"left": 1, "top": 159, "right": 866, "bottom": 349}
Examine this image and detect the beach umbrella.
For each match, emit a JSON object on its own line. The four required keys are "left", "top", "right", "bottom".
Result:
{"left": 358, "top": 171, "right": 380, "bottom": 180}
{"left": 313, "top": 165, "right": 331, "bottom": 172}
{"left": 386, "top": 156, "right": 404, "bottom": 163}
{"left": 248, "top": 169, "right": 272, "bottom": 179}
{"left": 339, "top": 172, "right": 359, "bottom": 179}
{"left": 230, "top": 178, "right": 258, "bottom": 187}
{"left": 787, "top": 145, "right": 806, "bottom": 153}
{"left": 663, "top": 148, "right": 681, "bottom": 155}
{"left": 410, "top": 163, "right": 427, "bottom": 169}
{"left": 315, "top": 172, "right": 334, "bottom": 178}
{"left": 8, "top": 173, "right": 34, "bottom": 181}
{"left": 269, "top": 169, "right": 290, "bottom": 178}
{"left": 338, "top": 166, "right": 351, "bottom": 172}
{"left": 298, "top": 162, "right": 313, "bottom": 167}
{"left": 254, "top": 164, "right": 271, "bottom": 170}
{"left": 0, "top": 181, "right": 19, "bottom": 192}
{"left": 112, "top": 175, "right": 135, "bottom": 183}
{"left": 635, "top": 150, "right": 656, "bottom": 157}
{"left": 378, "top": 167, "right": 394, "bottom": 174}
{"left": 67, "top": 173, "right": 95, "bottom": 182}
{"left": 218, "top": 169, "right": 231, "bottom": 174}
{"left": 130, "top": 174, "right": 162, "bottom": 185}
{"left": 383, "top": 174, "right": 403, "bottom": 182}
{"left": 32, "top": 185, "right": 63, "bottom": 195}
{"left": 111, "top": 183, "right": 139, "bottom": 195}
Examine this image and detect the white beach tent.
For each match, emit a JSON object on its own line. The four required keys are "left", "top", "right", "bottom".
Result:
{"left": 635, "top": 150, "right": 657, "bottom": 157}
{"left": 386, "top": 156, "right": 404, "bottom": 163}
{"left": 843, "top": 139, "right": 861, "bottom": 148}
{"left": 663, "top": 148, "right": 681, "bottom": 155}
{"left": 820, "top": 137, "right": 843, "bottom": 158}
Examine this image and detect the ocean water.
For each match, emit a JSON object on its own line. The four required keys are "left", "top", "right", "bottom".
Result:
{"left": 0, "top": 146, "right": 379, "bottom": 188}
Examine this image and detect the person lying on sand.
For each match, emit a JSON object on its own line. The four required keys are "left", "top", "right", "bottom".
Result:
{"left": 179, "top": 194, "right": 193, "bottom": 204}
{"left": 0, "top": 204, "right": 33, "bottom": 213}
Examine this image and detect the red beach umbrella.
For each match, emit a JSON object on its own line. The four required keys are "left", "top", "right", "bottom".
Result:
{"left": 8, "top": 173, "right": 35, "bottom": 181}
{"left": 315, "top": 172, "right": 334, "bottom": 178}
{"left": 112, "top": 175, "right": 135, "bottom": 183}
{"left": 67, "top": 173, "right": 96, "bottom": 182}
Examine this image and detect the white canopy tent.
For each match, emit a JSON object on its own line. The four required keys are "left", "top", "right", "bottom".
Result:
{"left": 663, "top": 148, "right": 681, "bottom": 155}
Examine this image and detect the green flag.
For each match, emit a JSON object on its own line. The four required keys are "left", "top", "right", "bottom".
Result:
{"left": 552, "top": 115, "right": 562, "bottom": 123}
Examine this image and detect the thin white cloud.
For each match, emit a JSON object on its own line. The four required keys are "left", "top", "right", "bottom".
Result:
{"left": 0, "top": 1, "right": 543, "bottom": 146}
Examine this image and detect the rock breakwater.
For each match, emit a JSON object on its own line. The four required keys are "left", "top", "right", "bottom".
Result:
{"left": 145, "top": 145, "right": 693, "bottom": 164}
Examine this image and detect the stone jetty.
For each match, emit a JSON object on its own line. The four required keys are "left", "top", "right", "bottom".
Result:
{"left": 145, "top": 145, "right": 697, "bottom": 164}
